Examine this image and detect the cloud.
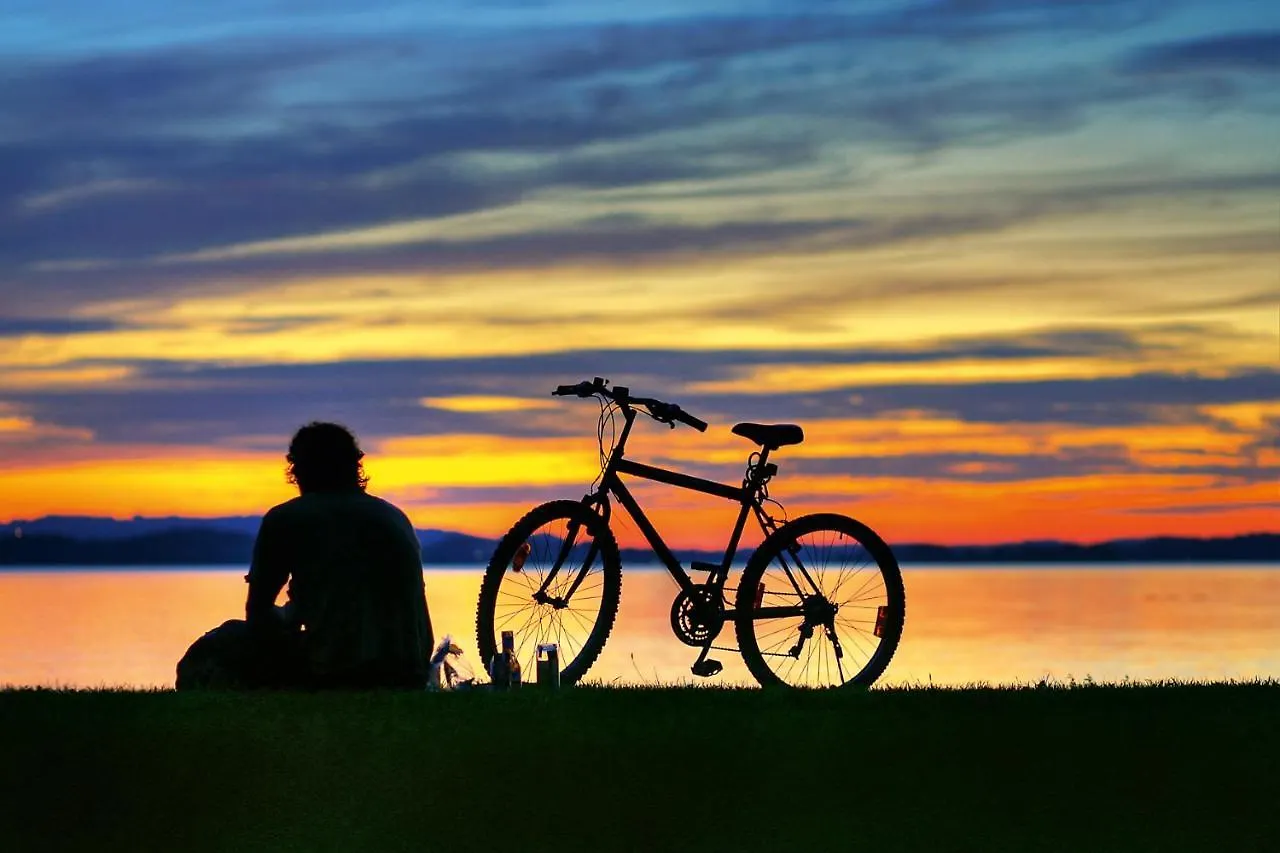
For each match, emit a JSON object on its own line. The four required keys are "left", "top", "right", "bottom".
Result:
{"left": 788, "top": 447, "right": 1273, "bottom": 484}
{"left": 12, "top": 155, "right": 1277, "bottom": 322}
{"left": 0, "top": 40, "right": 344, "bottom": 134}
{"left": 3, "top": 214, "right": 970, "bottom": 313}
{"left": 524, "top": 13, "right": 864, "bottom": 81}
{"left": 378, "top": 484, "right": 582, "bottom": 507}
{"left": 4, "top": 333, "right": 1275, "bottom": 448}
{"left": 1124, "top": 501, "right": 1280, "bottom": 515}
{"left": 524, "top": 2, "right": 1168, "bottom": 83}
{"left": 679, "top": 370, "right": 1280, "bottom": 427}
{"left": 1120, "top": 31, "right": 1280, "bottom": 75}
{"left": 0, "top": 318, "right": 120, "bottom": 337}
{"left": 0, "top": 1, "right": 1254, "bottom": 282}
{"left": 2, "top": 1, "right": 1275, "bottom": 337}
{"left": 869, "top": 0, "right": 1168, "bottom": 42}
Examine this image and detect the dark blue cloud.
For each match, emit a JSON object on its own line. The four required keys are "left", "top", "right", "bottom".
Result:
{"left": 0, "top": 1, "right": 1255, "bottom": 275}
{"left": 889, "top": 0, "right": 1166, "bottom": 37}
{"left": 1, "top": 0, "right": 1275, "bottom": 320}
{"left": 0, "top": 317, "right": 119, "bottom": 337}
{"left": 14, "top": 163, "right": 1278, "bottom": 314}
{"left": 679, "top": 370, "right": 1280, "bottom": 428}
{"left": 524, "top": 13, "right": 864, "bottom": 81}
{"left": 1121, "top": 31, "right": 1280, "bottom": 75}
{"left": 4, "top": 336, "right": 1274, "bottom": 446}
{"left": 787, "top": 448, "right": 1273, "bottom": 484}
{"left": 525, "top": 2, "right": 1166, "bottom": 82}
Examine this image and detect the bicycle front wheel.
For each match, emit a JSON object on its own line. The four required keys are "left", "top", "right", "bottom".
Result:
{"left": 475, "top": 500, "right": 622, "bottom": 686}
{"left": 735, "top": 513, "right": 905, "bottom": 689}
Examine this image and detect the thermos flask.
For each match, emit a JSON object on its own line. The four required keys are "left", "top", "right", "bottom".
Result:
{"left": 536, "top": 643, "right": 560, "bottom": 689}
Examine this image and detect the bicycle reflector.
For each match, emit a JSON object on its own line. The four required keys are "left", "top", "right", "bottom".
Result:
{"left": 753, "top": 582, "right": 765, "bottom": 609}
{"left": 512, "top": 541, "right": 532, "bottom": 572}
{"left": 873, "top": 605, "right": 888, "bottom": 638}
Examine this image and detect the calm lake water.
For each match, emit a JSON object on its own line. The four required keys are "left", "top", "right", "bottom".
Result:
{"left": 1, "top": 565, "right": 1277, "bottom": 688}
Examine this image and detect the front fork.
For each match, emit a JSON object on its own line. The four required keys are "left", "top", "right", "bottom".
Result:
{"left": 532, "top": 495, "right": 608, "bottom": 608}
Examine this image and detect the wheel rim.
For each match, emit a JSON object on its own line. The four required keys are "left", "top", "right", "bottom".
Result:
{"left": 490, "top": 514, "right": 611, "bottom": 679}
{"left": 747, "top": 527, "right": 894, "bottom": 688}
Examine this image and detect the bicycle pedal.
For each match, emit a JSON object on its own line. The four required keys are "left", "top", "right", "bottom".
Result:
{"left": 689, "top": 561, "right": 719, "bottom": 573}
{"left": 691, "top": 659, "right": 723, "bottom": 678}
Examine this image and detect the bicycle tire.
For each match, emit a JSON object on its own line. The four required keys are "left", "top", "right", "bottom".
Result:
{"left": 735, "top": 513, "right": 905, "bottom": 689}
{"left": 475, "top": 500, "right": 622, "bottom": 686}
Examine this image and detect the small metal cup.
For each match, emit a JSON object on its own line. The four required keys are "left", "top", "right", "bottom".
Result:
{"left": 535, "top": 643, "right": 560, "bottom": 689}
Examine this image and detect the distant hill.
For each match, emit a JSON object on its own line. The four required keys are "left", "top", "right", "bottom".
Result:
{"left": 0, "top": 516, "right": 493, "bottom": 566}
{"left": 0, "top": 516, "right": 1275, "bottom": 566}
{"left": 890, "top": 534, "right": 1277, "bottom": 563}
{"left": 0, "top": 515, "right": 263, "bottom": 540}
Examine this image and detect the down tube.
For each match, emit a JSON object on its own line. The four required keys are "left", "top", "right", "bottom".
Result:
{"left": 608, "top": 477, "right": 696, "bottom": 594}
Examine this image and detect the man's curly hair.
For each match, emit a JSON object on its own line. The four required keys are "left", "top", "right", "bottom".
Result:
{"left": 285, "top": 422, "right": 370, "bottom": 493}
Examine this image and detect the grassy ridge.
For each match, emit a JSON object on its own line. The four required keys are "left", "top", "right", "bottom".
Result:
{"left": 1, "top": 684, "right": 1277, "bottom": 853}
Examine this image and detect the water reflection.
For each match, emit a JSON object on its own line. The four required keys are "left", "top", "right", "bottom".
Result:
{"left": 0, "top": 566, "right": 1277, "bottom": 688}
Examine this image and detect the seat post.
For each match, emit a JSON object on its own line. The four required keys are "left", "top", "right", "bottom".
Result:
{"left": 749, "top": 445, "right": 773, "bottom": 486}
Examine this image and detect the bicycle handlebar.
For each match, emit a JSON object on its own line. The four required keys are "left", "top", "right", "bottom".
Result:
{"left": 551, "top": 378, "right": 708, "bottom": 433}
{"left": 641, "top": 399, "right": 708, "bottom": 433}
{"left": 553, "top": 382, "right": 595, "bottom": 398}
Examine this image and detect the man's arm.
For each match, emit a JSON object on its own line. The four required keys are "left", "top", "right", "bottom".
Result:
{"left": 400, "top": 509, "right": 434, "bottom": 657}
{"left": 245, "top": 509, "right": 289, "bottom": 625}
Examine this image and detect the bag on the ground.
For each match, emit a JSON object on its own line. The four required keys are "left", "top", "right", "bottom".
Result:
{"left": 175, "top": 619, "right": 256, "bottom": 690}
{"left": 175, "top": 618, "right": 301, "bottom": 690}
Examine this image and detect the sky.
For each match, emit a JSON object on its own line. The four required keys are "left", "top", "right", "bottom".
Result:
{"left": 0, "top": 0, "right": 1276, "bottom": 547}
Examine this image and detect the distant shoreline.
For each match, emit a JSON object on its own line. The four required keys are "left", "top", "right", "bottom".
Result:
{"left": 0, "top": 519, "right": 1275, "bottom": 566}
{"left": 2, "top": 556, "right": 1278, "bottom": 571}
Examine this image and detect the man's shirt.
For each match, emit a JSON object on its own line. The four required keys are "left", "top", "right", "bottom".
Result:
{"left": 246, "top": 490, "right": 433, "bottom": 681}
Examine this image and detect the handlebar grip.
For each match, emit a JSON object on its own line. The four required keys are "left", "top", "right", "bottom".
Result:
{"left": 673, "top": 407, "right": 708, "bottom": 432}
{"left": 553, "top": 381, "right": 597, "bottom": 397}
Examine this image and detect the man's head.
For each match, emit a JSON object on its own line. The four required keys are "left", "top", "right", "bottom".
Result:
{"left": 286, "top": 422, "right": 369, "bottom": 494}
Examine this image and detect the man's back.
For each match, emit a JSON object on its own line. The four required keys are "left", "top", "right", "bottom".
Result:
{"left": 248, "top": 491, "right": 433, "bottom": 686}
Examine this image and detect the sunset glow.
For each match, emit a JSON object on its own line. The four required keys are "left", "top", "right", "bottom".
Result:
{"left": 1, "top": 1, "right": 1276, "bottom": 548}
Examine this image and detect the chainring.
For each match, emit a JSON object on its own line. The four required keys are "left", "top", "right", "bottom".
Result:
{"left": 669, "top": 585, "right": 725, "bottom": 647}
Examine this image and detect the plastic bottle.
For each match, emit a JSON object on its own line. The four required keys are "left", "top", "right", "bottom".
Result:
{"left": 536, "top": 644, "right": 560, "bottom": 689}
{"left": 505, "top": 630, "right": 522, "bottom": 688}
{"left": 489, "top": 631, "right": 513, "bottom": 689}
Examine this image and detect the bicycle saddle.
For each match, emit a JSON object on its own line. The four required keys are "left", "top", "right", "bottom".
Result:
{"left": 731, "top": 423, "right": 804, "bottom": 448}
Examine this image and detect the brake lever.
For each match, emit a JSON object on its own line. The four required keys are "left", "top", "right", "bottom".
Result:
{"left": 645, "top": 402, "right": 677, "bottom": 428}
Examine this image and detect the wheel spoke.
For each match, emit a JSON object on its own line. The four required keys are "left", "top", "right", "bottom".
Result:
{"left": 741, "top": 518, "right": 902, "bottom": 689}
{"left": 478, "top": 504, "right": 621, "bottom": 686}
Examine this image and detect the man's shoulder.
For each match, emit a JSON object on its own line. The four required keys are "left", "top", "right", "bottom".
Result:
{"left": 260, "top": 497, "right": 301, "bottom": 524}
{"left": 259, "top": 494, "right": 346, "bottom": 529}
{"left": 262, "top": 496, "right": 309, "bottom": 521}
{"left": 363, "top": 493, "right": 414, "bottom": 526}
{"left": 262, "top": 492, "right": 413, "bottom": 530}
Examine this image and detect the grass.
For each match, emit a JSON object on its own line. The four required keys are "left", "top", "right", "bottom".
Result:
{"left": 1, "top": 682, "right": 1277, "bottom": 853}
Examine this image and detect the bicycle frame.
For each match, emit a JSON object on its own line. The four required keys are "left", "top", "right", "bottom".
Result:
{"left": 533, "top": 405, "right": 817, "bottom": 623}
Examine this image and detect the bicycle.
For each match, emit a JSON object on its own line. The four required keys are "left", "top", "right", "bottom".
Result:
{"left": 474, "top": 377, "right": 906, "bottom": 689}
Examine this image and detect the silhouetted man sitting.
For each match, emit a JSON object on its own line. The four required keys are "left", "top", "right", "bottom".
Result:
{"left": 177, "top": 422, "right": 433, "bottom": 690}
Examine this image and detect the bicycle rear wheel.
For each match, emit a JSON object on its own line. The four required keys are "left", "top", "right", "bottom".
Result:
{"left": 475, "top": 500, "right": 621, "bottom": 686}
{"left": 735, "top": 513, "right": 904, "bottom": 689}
